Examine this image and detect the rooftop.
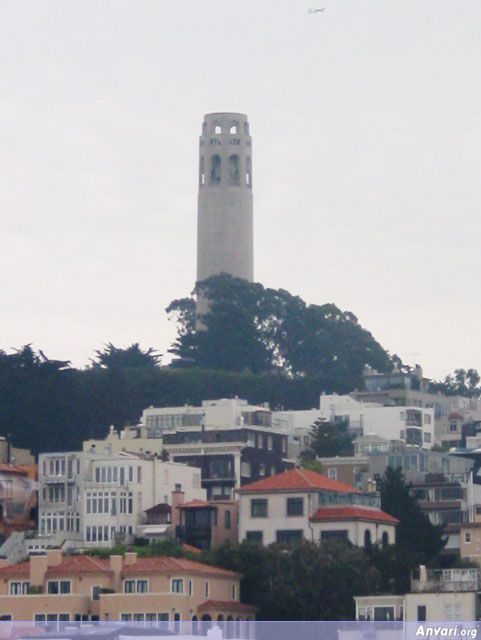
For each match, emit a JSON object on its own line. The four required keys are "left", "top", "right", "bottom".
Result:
{"left": 310, "top": 506, "right": 399, "bottom": 524}
{"left": 238, "top": 468, "right": 362, "bottom": 494}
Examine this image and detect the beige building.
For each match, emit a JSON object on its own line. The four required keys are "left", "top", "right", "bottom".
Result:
{"left": 238, "top": 468, "right": 398, "bottom": 547}
{"left": 0, "top": 549, "right": 255, "bottom": 623}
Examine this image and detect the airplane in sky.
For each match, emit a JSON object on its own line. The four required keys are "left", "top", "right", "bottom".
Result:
{"left": 309, "top": 7, "right": 326, "bottom": 12}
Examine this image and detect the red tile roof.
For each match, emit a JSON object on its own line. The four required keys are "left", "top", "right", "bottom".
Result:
{"left": 0, "top": 561, "right": 30, "bottom": 577}
{"left": 182, "top": 544, "right": 202, "bottom": 554}
{"left": 0, "top": 464, "right": 28, "bottom": 475}
{"left": 178, "top": 500, "right": 211, "bottom": 509}
{"left": 198, "top": 600, "right": 257, "bottom": 612}
{"left": 310, "top": 506, "right": 399, "bottom": 524}
{"left": 238, "top": 468, "right": 362, "bottom": 494}
{"left": 121, "top": 556, "right": 240, "bottom": 577}
{"left": 46, "top": 555, "right": 112, "bottom": 575}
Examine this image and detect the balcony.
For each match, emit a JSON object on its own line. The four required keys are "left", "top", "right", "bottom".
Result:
{"left": 411, "top": 568, "right": 480, "bottom": 593}
{"left": 40, "top": 475, "right": 74, "bottom": 484}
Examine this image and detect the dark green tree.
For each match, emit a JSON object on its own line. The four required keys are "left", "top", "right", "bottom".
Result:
{"left": 307, "top": 418, "right": 354, "bottom": 457}
{"left": 90, "top": 343, "right": 161, "bottom": 369}
{"left": 202, "top": 540, "right": 380, "bottom": 620}
{"left": 167, "top": 274, "right": 392, "bottom": 388}
{"left": 374, "top": 466, "right": 447, "bottom": 592}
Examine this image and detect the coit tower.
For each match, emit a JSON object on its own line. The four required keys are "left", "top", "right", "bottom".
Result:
{"left": 196, "top": 112, "right": 253, "bottom": 313}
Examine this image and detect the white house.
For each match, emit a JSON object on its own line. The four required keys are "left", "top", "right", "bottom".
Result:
{"left": 237, "top": 468, "right": 398, "bottom": 547}
{"left": 34, "top": 449, "right": 206, "bottom": 552}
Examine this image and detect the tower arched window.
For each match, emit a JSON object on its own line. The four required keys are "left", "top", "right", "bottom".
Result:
{"left": 229, "top": 123, "right": 238, "bottom": 134}
{"left": 214, "top": 124, "right": 222, "bottom": 134}
{"left": 211, "top": 155, "right": 221, "bottom": 184}
{"left": 229, "top": 154, "right": 240, "bottom": 185}
{"left": 246, "top": 156, "right": 252, "bottom": 187}
{"left": 382, "top": 531, "right": 389, "bottom": 548}
{"left": 200, "top": 157, "right": 205, "bottom": 186}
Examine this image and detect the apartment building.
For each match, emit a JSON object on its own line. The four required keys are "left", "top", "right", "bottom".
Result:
{"left": 273, "top": 395, "right": 435, "bottom": 456}
{"left": 83, "top": 399, "right": 291, "bottom": 501}
{"left": 34, "top": 450, "right": 205, "bottom": 552}
{"left": 0, "top": 549, "right": 255, "bottom": 622}
{"left": 238, "top": 468, "right": 398, "bottom": 547}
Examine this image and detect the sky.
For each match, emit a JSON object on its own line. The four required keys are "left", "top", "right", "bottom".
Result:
{"left": 1, "top": 0, "right": 480, "bottom": 380}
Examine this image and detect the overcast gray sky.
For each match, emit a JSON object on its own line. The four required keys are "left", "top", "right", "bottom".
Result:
{"left": 2, "top": 0, "right": 480, "bottom": 380}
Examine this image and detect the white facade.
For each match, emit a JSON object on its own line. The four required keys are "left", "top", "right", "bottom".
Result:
{"left": 36, "top": 449, "right": 205, "bottom": 551}
{"left": 273, "top": 394, "right": 435, "bottom": 450}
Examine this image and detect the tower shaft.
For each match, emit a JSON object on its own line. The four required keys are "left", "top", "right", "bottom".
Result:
{"left": 196, "top": 112, "right": 253, "bottom": 288}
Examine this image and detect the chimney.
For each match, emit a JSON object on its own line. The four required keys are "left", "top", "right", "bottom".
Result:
{"left": 419, "top": 565, "right": 427, "bottom": 583}
{"left": 124, "top": 552, "right": 137, "bottom": 567}
{"left": 171, "top": 491, "right": 185, "bottom": 529}
{"left": 46, "top": 549, "right": 62, "bottom": 567}
{"left": 110, "top": 555, "right": 123, "bottom": 592}
{"left": 29, "top": 553, "right": 48, "bottom": 587}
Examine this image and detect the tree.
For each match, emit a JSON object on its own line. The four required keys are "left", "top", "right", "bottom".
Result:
{"left": 307, "top": 418, "right": 354, "bottom": 457}
{"left": 202, "top": 540, "right": 380, "bottom": 620}
{"left": 90, "top": 343, "right": 161, "bottom": 369}
{"left": 167, "top": 274, "right": 392, "bottom": 387}
{"left": 429, "top": 368, "right": 481, "bottom": 397}
{"left": 375, "top": 466, "right": 446, "bottom": 592}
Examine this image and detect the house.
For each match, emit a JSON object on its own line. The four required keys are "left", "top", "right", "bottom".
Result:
{"left": 172, "top": 491, "right": 238, "bottom": 550}
{"left": 30, "top": 449, "right": 205, "bottom": 553}
{"left": 355, "top": 566, "right": 481, "bottom": 621}
{"left": 237, "top": 468, "right": 398, "bottom": 547}
{"left": 0, "top": 549, "right": 256, "bottom": 623}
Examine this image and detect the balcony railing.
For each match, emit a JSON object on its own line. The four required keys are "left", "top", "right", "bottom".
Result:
{"left": 411, "top": 568, "right": 480, "bottom": 593}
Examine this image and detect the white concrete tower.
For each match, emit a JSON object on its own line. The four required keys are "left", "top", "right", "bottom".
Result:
{"left": 196, "top": 112, "right": 253, "bottom": 290}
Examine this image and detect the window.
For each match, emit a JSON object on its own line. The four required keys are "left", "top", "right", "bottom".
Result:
{"left": 211, "top": 155, "right": 221, "bottom": 184}
{"left": 424, "top": 414, "right": 431, "bottom": 424}
{"left": 327, "top": 468, "right": 337, "bottom": 480}
{"left": 450, "top": 423, "right": 458, "bottom": 432}
{"left": 10, "top": 581, "right": 29, "bottom": 595}
{"left": 121, "top": 614, "right": 132, "bottom": 622}
{"left": 47, "top": 581, "right": 71, "bottom": 594}
{"left": 424, "top": 432, "right": 431, "bottom": 442}
{"left": 286, "top": 497, "right": 303, "bottom": 516}
{"left": 92, "top": 586, "right": 101, "bottom": 600}
{"left": 321, "top": 530, "right": 348, "bottom": 542}
{"left": 129, "top": 466, "right": 133, "bottom": 482}
{"left": 124, "top": 580, "right": 136, "bottom": 593}
{"left": 172, "top": 579, "right": 183, "bottom": 593}
{"left": 225, "top": 510, "right": 231, "bottom": 529}
{"left": 137, "top": 580, "right": 148, "bottom": 593}
{"left": 465, "top": 532, "right": 472, "bottom": 543}
{"left": 251, "top": 499, "right": 267, "bottom": 518}
{"left": 205, "top": 581, "right": 209, "bottom": 597}
{"left": 246, "top": 531, "right": 263, "bottom": 544}
{"left": 374, "top": 606, "right": 394, "bottom": 621}
{"left": 276, "top": 530, "right": 303, "bottom": 544}
{"left": 232, "top": 584, "right": 236, "bottom": 600}
{"left": 188, "top": 580, "right": 193, "bottom": 595}
{"left": 417, "top": 605, "right": 426, "bottom": 621}
{"left": 137, "top": 466, "right": 142, "bottom": 483}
